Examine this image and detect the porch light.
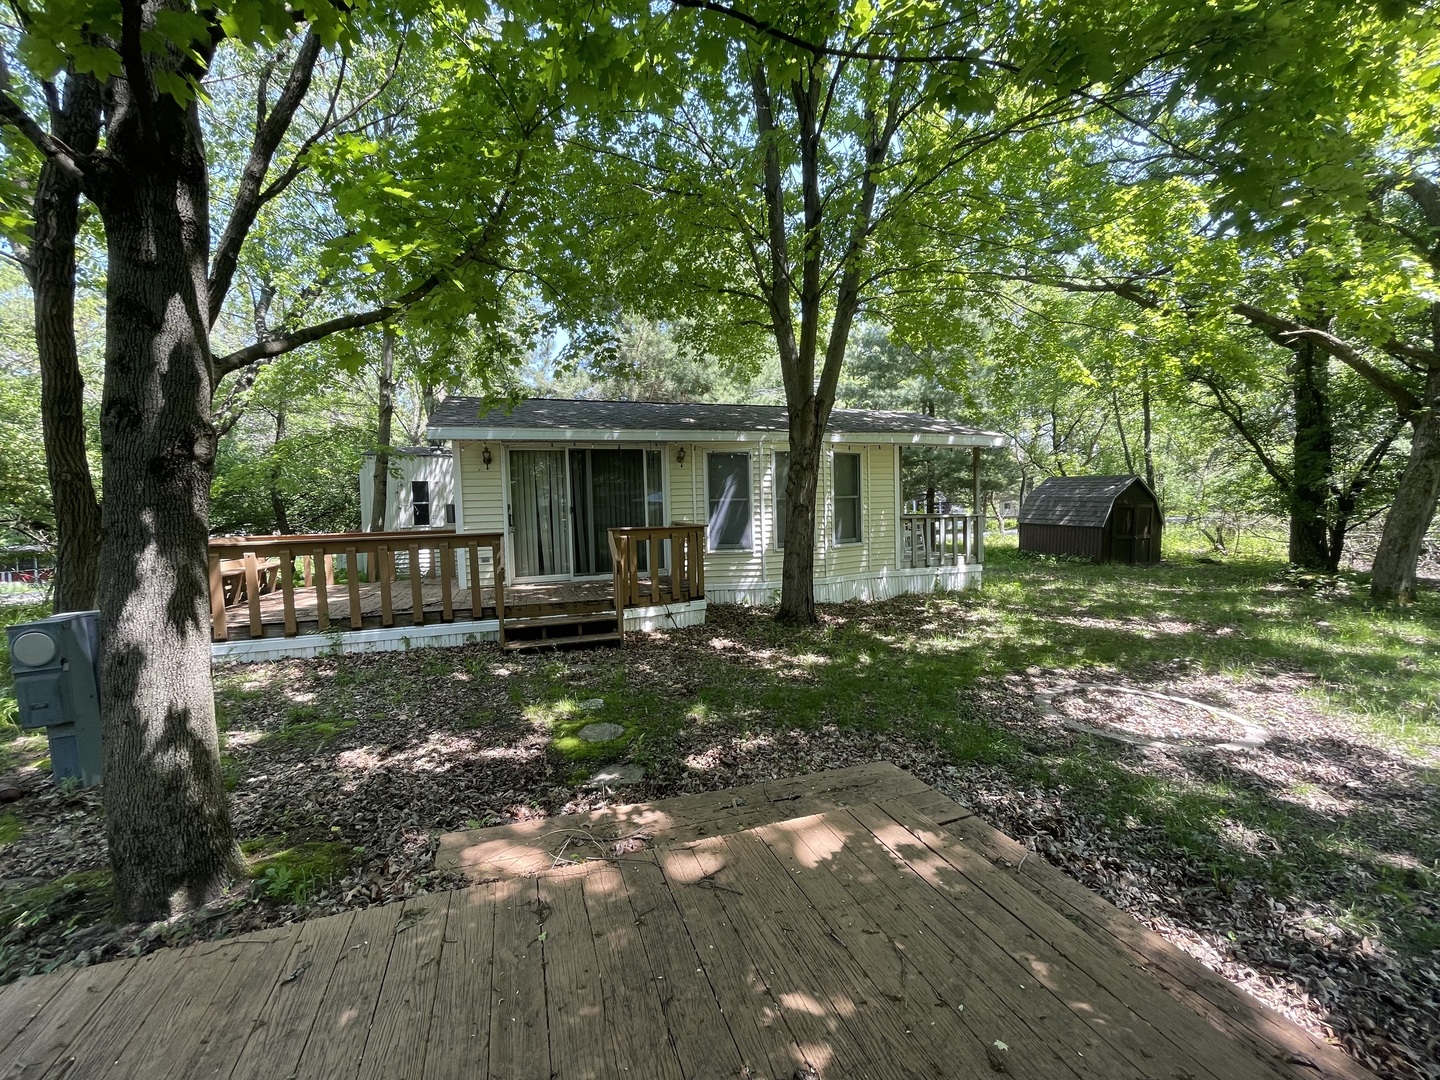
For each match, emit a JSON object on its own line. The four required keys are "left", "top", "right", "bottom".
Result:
{"left": 676, "top": 446, "right": 686, "bottom": 465}
{"left": 482, "top": 445, "right": 492, "bottom": 469}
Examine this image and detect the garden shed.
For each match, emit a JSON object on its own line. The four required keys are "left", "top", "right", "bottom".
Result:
{"left": 1018, "top": 475, "right": 1162, "bottom": 564}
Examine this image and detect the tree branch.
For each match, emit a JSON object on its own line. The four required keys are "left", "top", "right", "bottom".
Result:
{"left": 0, "top": 91, "right": 88, "bottom": 185}
{"left": 208, "top": 31, "right": 324, "bottom": 325}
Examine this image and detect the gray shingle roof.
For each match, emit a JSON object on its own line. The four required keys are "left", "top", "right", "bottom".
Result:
{"left": 428, "top": 397, "right": 1004, "bottom": 441}
{"left": 1019, "top": 476, "right": 1150, "bottom": 527}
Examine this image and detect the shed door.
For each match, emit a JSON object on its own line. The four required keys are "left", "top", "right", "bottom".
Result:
{"left": 1134, "top": 506, "right": 1154, "bottom": 562}
{"left": 1114, "top": 507, "right": 1136, "bottom": 563}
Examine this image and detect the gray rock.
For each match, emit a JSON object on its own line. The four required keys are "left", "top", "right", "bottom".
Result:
{"left": 584, "top": 764, "right": 645, "bottom": 789}
{"left": 577, "top": 722, "right": 625, "bottom": 743}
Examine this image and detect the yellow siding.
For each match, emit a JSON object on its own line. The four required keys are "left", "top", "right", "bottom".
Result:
{"left": 457, "top": 441, "right": 505, "bottom": 533}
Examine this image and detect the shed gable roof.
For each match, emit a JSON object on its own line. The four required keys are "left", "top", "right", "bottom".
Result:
{"left": 427, "top": 397, "right": 1006, "bottom": 446}
{"left": 1018, "top": 476, "right": 1151, "bottom": 527}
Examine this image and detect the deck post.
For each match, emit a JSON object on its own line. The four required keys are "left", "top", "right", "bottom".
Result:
{"left": 208, "top": 550, "right": 227, "bottom": 642}
{"left": 972, "top": 447, "right": 984, "bottom": 565}
{"left": 491, "top": 537, "right": 506, "bottom": 647}
{"left": 378, "top": 546, "right": 394, "bottom": 626}
{"left": 313, "top": 546, "right": 330, "bottom": 630}
{"left": 408, "top": 542, "right": 425, "bottom": 626}
{"left": 345, "top": 546, "right": 363, "bottom": 629}
{"left": 439, "top": 543, "right": 454, "bottom": 621}
{"left": 468, "top": 540, "right": 484, "bottom": 621}
{"left": 243, "top": 552, "right": 263, "bottom": 637}
{"left": 280, "top": 547, "right": 298, "bottom": 636}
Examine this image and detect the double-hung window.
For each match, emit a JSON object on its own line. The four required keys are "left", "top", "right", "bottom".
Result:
{"left": 412, "top": 481, "right": 431, "bottom": 527}
{"left": 832, "top": 452, "right": 862, "bottom": 544}
{"left": 706, "top": 452, "right": 752, "bottom": 551}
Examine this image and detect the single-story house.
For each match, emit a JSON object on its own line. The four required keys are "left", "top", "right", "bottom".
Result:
{"left": 425, "top": 398, "right": 1008, "bottom": 604}
{"left": 359, "top": 446, "right": 456, "bottom": 532}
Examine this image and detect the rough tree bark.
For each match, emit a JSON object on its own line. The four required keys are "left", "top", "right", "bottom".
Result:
{"left": 1289, "top": 337, "right": 1338, "bottom": 571}
{"left": 28, "top": 72, "right": 103, "bottom": 613}
{"left": 370, "top": 325, "right": 396, "bottom": 532}
{"left": 89, "top": 33, "right": 241, "bottom": 918}
{"left": 1371, "top": 357, "right": 1440, "bottom": 601}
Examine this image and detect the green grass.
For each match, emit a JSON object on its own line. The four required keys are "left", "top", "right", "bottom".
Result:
{"left": 244, "top": 838, "right": 361, "bottom": 905}
{"left": 257, "top": 705, "right": 355, "bottom": 748}
{"left": 0, "top": 870, "right": 114, "bottom": 934}
{"left": 0, "top": 812, "right": 19, "bottom": 846}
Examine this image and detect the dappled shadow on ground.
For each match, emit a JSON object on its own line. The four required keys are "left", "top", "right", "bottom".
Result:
{"left": 2, "top": 556, "right": 1437, "bottom": 1077}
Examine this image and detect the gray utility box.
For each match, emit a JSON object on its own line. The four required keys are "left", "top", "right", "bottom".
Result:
{"left": 7, "top": 611, "right": 103, "bottom": 788}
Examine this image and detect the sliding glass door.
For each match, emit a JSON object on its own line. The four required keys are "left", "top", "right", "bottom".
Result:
{"left": 508, "top": 449, "right": 572, "bottom": 579}
{"left": 508, "top": 446, "right": 665, "bottom": 581}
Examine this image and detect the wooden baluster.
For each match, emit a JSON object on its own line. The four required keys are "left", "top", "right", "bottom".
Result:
{"left": 694, "top": 528, "right": 705, "bottom": 597}
{"left": 469, "top": 540, "right": 484, "bottom": 620}
{"left": 378, "top": 545, "right": 394, "bottom": 626}
{"left": 612, "top": 536, "right": 625, "bottom": 636}
{"left": 408, "top": 542, "right": 425, "bottom": 626}
{"left": 324, "top": 553, "right": 335, "bottom": 585}
{"left": 279, "top": 547, "right": 298, "bottom": 637}
{"left": 626, "top": 535, "right": 640, "bottom": 607}
{"left": 243, "top": 552, "right": 263, "bottom": 638}
{"left": 208, "top": 551, "right": 227, "bottom": 642}
{"left": 302, "top": 554, "right": 313, "bottom": 587}
{"left": 313, "top": 546, "right": 330, "bottom": 631}
{"left": 492, "top": 538, "right": 506, "bottom": 646}
{"left": 346, "top": 546, "right": 363, "bottom": 629}
{"left": 439, "top": 542, "right": 454, "bottom": 621}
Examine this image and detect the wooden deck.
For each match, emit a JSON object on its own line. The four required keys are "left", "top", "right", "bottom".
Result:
{"left": 221, "top": 578, "right": 616, "bottom": 640}
{"left": 0, "top": 764, "right": 1373, "bottom": 1080}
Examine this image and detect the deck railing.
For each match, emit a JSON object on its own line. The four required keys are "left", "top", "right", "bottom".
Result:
{"left": 608, "top": 524, "right": 706, "bottom": 619}
{"left": 208, "top": 527, "right": 506, "bottom": 641}
{"left": 901, "top": 513, "right": 982, "bottom": 568}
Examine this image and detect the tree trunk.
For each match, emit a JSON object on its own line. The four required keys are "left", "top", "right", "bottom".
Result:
{"left": 369, "top": 325, "right": 396, "bottom": 532}
{"left": 269, "top": 406, "right": 290, "bottom": 534}
{"left": 1372, "top": 361, "right": 1440, "bottom": 601}
{"left": 1288, "top": 340, "right": 1337, "bottom": 570}
{"left": 1141, "top": 375, "right": 1155, "bottom": 492}
{"left": 29, "top": 72, "right": 103, "bottom": 613}
{"left": 95, "top": 85, "right": 239, "bottom": 921}
{"left": 779, "top": 413, "right": 822, "bottom": 625}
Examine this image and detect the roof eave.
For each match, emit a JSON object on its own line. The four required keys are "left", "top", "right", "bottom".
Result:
{"left": 427, "top": 425, "right": 1009, "bottom": 448}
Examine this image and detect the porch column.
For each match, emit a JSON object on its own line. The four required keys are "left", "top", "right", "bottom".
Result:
{"left": 972, "top": 447, "right": 984, "bottom": 565}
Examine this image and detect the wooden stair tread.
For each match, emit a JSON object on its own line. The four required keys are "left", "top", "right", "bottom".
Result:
{"left": 503, "top": 630, "right": 622, "bottom": 651}
{"left": 502, "top": 611, "right": 616, "bottom": 630}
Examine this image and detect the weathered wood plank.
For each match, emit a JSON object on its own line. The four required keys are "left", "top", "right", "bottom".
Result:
{"left": 244, "top": 552, "right": 263, "bottom": 636}
{"left": 888, "top": 789, "right": 1377, "bottom": 1080}
{"left": 439, "top": 544, "right": 454, "bottom": 621}
{"left": 436, "top": 762, "right": 927, "bottom": 875}
{"left": 487, "top": 878, "right": 550, "bottom": 1080}
{"left": 0, "top": 968, "right": 75, "bottom": 1059}
{"left": 536, "top": 866, "right": 613, "bottom": 1080}
{"left": 228, "top": 909, "right": 359, "bottom": 1080}
{"left": 657, "top": 846, "right": 811, "bottom": 1079}
{"left": 38, "top": 948, "right": 186, "bottom": 1080}
{"left": 355, "top": 896, "right": 450, "bottom": 1080}
{"left": 280, "top": 548, "right": 298, "bottom": 637}
{"left": 420, "top": 883, "right": 498, "bottom": 1080}
{"left": 345, "top": 547, "right": 363, "bottom": 629}
{"left": 610, "top": 857, "right": 754, "bottom": 1079}
{"left": 169, "top": 928, "right": 309, "bottom": 1080}
{"left": 0, "top": 960, "right": 131, "bottom": 1078}
{"left": 698, "top": 830, "right": 979, "bottom": 1080}
{"left": 856, "top": 799, "right": 1300, "bottom": 1080}
{"left": 293, "top": 903, "right": 404, "bottom": 1080}
{"left": 581, "top": 864, "right": 685, "bottom": 1080}
{"left": 408, "top": 544, "right": 425, "bottom": 627}
{"left": 760, "top": 811, "right": 1130, "bottom": 1079}
{"left": 313, "top": 546, "right": 330, "bottom": 630}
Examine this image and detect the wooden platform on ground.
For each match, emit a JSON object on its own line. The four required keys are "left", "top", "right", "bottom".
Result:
{"left": 0, "top": 764, "right": 1373, "bottom": 1080}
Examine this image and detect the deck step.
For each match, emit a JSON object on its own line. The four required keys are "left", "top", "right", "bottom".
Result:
{"left": 503, "top": 630, "right": 623, "bottom": 651}
{"left": 501, "top": 610, "right": 616, "bottom": 631}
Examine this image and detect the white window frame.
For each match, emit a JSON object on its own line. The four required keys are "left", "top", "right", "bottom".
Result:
{"left": 705, "top": 450, "right": 754, "bottom": 552}
{"left": 832, "top": 451, "right": 863, "bottom": 545}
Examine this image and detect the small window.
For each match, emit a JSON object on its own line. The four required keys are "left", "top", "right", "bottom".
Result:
{"left": 445, "top": 502, "right": 456, "bottom": 525}
{"left": 412, "top": 480, "right": 430, "bottom": 527}
{"left": 833, "top": 453, "right": 861, "bottom": 543}
{"left": 706, "top": 452, "right": 752, "bottom": 551}
{"left": 773, "top": 451, "right": 789, "bottom": 550}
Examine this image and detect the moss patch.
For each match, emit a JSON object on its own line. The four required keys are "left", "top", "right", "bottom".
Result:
{"left": 246, "top": 839, "right": 359, "bottom": 904}
{"left": 0, "top": 870, "right": 114, "bottom": 933}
